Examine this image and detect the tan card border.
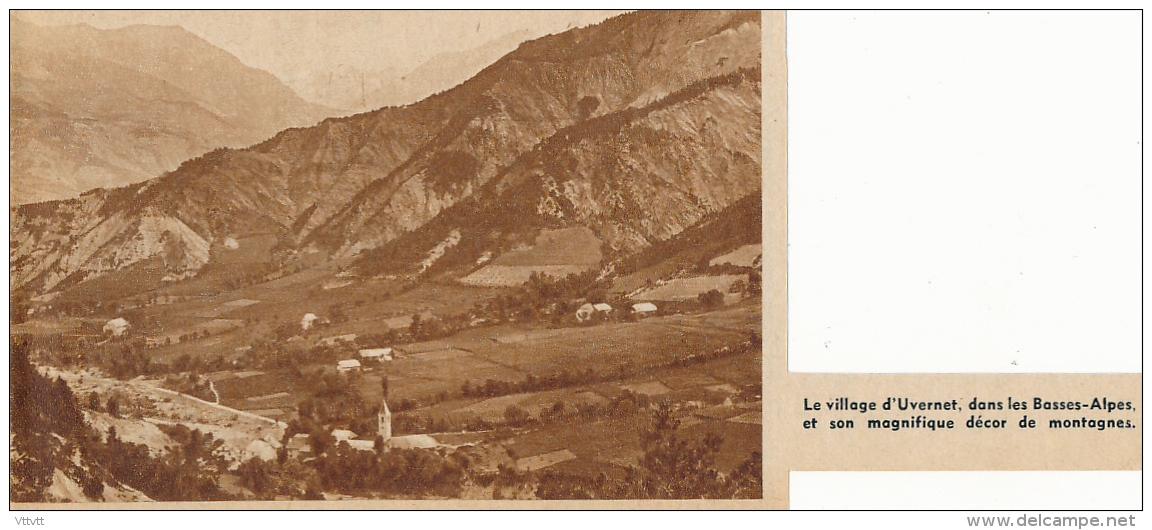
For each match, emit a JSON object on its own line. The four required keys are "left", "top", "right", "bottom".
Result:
{"left": 11, "top": 10, "right": 1140, "bottom": 512}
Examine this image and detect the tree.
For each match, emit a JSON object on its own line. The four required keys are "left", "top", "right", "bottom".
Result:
{"left": 308, "top": 428, "right": 334, "bottom": 456}
{"left": 328, "top": 303, "right": 349, "bottom": 325}
{"left": 747, "top": 271, "right": 762, "bottom": 295}
{"left": 107, "top": 394, "right": 121, "bottom": 418}
{"left": 503, "top": 404, "right": 529, "bottom": 427}
{"left": 236, "top": 458, "right": 271, "bottom": 494}
{"left": 698, "top": 289, "right": 725, "bottom": 309}
{"left": 625, "top": 401, "right": 731, "bottom": 499}
{"left": 576, "top": 95, "right": 601, "bottom": 120}
{"left": 409, "top": 313, "right": 423, "bottom": 338}
{"left": 87, "top": 391, "right": 102, "bottom": 411}
{"left": 10, "top": 290, "right": 30, "bottom": 325}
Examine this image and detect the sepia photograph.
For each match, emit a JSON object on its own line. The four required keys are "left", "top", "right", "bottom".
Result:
{"left": 10, "top": 9, "right": 771, "bottom": 505}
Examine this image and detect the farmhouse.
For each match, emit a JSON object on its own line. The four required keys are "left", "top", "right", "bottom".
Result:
{"left": 301, "top": 313, "right": 319, "bottom": 330}
{"left": 243, "top": 439, "right": 277, "bottom": 462}
{"left": 103, "top": 317, "right": 130, "bottom": 337}
{"left": 632, "top": 302, "right": 658, "bottom": 315}
{"left": 286, "top": 433, "right": 311, "bottom": 456}
{"left": 331, "top": 429, "right": 356, "bottom": 442}
{"left": 359, "top": 348, "right": 393, "bottom": 361}
{"left": 577, "top": 302, "right": 614, "bottom": 322}
{"left": 336, "top": 359, "right": 362, "bottom": 373}
{"left": 575, "top": 303, "right": 596, "bottom": 322}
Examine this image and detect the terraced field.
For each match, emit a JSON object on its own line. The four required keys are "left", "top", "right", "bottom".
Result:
{"left": 460, "top": 227, "right": 602, "bottom": 286}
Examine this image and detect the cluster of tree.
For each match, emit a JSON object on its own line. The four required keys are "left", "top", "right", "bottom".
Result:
{"left": 471, "top": 400, "right": 763, "bottom": 500}
{"left": 698, "top": 289, "right": 726, "bottom": 309}
{"left": 172, "top": 328, "right": 218, "bottom": 345}
{"left": 398, "top": 386, "right": 666, "bottom": 438}
{"left": 237, "top": 337, "right": 311, "bottom": 370}
{"left": 460, "top": 334, "right": 760, "bottom": 402}
{"left": 11, "top": 340, "right": 86, "bottom": 440}
{"left": 88, "top": 424, "right": 231, "bottom": 501}
{"left": 10, "top": 338, "right": 231, "bottom": 502}
{"left": 11, "top": 289, "right": 31, "bottom": 325}
{"left": 235, "top": 453, "right": 328, "bottom": 500}
{"left": 392, "top": 413, "right": 495, "bottom": 437}
{"left": 461, "top": 366, "right": 602, "bottom": 399}
{"left": 197, "top": 260, "right": 279, "bottom": 292}
{"left": 427, "top": 150, "right": 482, "bottom": 196}
{"left": 83, "top": 390, "right": 122, "bottom": 418}
{"left": 463, "top": 269, "right": 631, "bottom": 327}
{"left": 406, "top": 312, "right": 473, "bottom": 343}
{"left": 312, "top": 444, "right": 470, "bottom": 498}
{"left": 532, "top": 404, "right": 763, "bottom": 499}
{"left": 17, "top": 329, "right": 228, "bottom": 381}
{"left": 289, "top": 370, "right": 379, "bottom": 440}
{"left": 105, "top": 343, "right": 157, "bottom": 380}
{"left": 160, "top": 372, "right": 216, "bottom": 403}
{"left": 613, "top": 192, "right": 761, "bottom": 279}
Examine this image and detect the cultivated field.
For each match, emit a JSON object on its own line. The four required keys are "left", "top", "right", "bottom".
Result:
{"left": 631, "top": 274, "right": 748, "bottom": 301}
{"left": 460, "top": 227, "right": 601, "bottom": 286}
{"left": 709, "top": 244, "right": 761, "bottom": 268}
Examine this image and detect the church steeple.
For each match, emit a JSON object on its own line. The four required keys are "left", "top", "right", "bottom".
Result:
{"left": 378, "top": 376, "right": 392, "bottom": 441}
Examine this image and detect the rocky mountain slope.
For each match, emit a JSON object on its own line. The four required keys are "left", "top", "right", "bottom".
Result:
{"left": 353, "top": 68, "right": 761, "bottom": 279}
{"left": 11, "top": 10, "right": 763, "bottom": 296}
{"left": 10, "top": 18, "right": 334, "bottom": 204}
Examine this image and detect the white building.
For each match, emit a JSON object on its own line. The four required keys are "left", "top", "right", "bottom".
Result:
{"left": 575, "top": 303, "right": 596, "bottom": 322}
{"left": 336, "top": 359, "right": 362, "bottom": 373}
{"left": 331, "top": 429, "right": 356, "bottom": 442}
{"left": 301, "top": 313, "right": 319, "bottom": 331}
{"left": 593, "top": 303, "right": 613, "bottom": 313}
{"left": 359, "top": 348, "right": 393, "bottom": 361}
{"left": 243, "top": 439, "right": 277, "bottom": 462}
{"left": 103, "top": 317, "right": 130, "bottom": 337}
{"left": 632, "top": 302, "right": 658, "bottom": 315}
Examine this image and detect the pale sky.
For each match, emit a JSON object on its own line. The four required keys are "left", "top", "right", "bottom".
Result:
{"left": 15, "top": 10, "right": 623, "bottom": 86}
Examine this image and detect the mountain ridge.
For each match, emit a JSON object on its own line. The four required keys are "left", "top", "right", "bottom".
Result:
{"left": 10, "top": 18, "right": 336, "bottom": 205}
{"left": 11, "top": 10, "right": 763, "bottom": 297}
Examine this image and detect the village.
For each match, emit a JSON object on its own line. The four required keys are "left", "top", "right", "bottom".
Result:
{"left": 14, "top": 242, "right": 763, "bottom": 500}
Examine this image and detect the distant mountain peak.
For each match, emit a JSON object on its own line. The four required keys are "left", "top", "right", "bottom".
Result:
{"left": 12, "top": 10, "right": 761, "bottom": 299}
{"left": 10, "top": 19, "right": 337, "bottom": 205}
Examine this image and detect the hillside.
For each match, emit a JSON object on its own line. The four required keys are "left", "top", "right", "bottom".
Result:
{"left": 9, "top": 19, "right": 334, "bottom": 204}
{"left": 354, "top": 68, "right": 762, "bottom": 279}
{"left": 10, "top": 339, "right": 238, "bottom": 502}
{"left": 11, "top": 10, "right": 762, "bottom": 297}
